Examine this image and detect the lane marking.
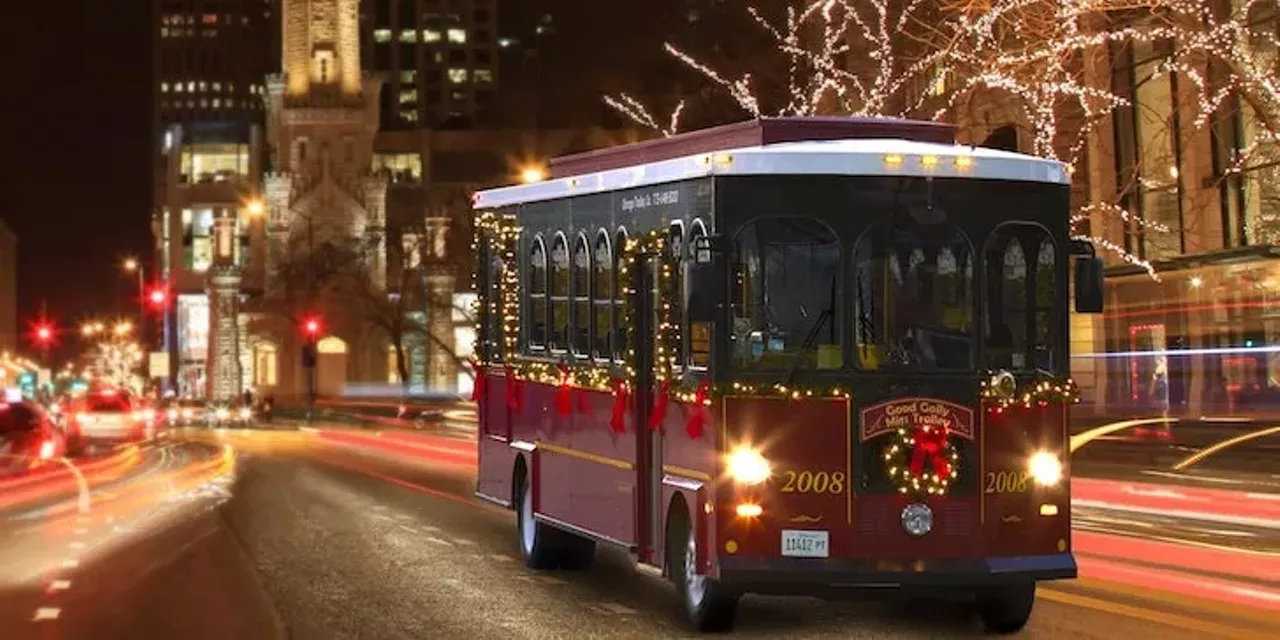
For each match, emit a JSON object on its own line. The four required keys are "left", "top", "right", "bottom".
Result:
{"left": 1071, "top": 418, "right": 1177, "bottom": 453}
{"left": 1041, "top": 588, "right": 1274, "bottom": 639}
{"left": 1174, "top": 425, "right": 1280, "bottom": 471}
{"left": 452, "top": 539, "right": 476, "bottom": 546}
{"left": 32, "top": 608, "right": 61, "bottom": 621}
{"left": 61, "top": 559, "right": 79, "bottom": 569}
{"left": 427, "top": 537, "right": 453, "bottom": 546}
{"left": 48, "top": 580, "right": 71, "bottom": 592}
{"left": 68, "top": 542, "right": 85, "bottom": 550}
{"left": 54, "top": 458, "right": 91, "bottom": 515}
{"left": 489, "top": 554, "right": 513, "bottom": 562}
{"left": 73, "top": 528, "right": 87, "bottom": 535}
{"left": 516, "top": 575, "right": 566, "bottom": 586}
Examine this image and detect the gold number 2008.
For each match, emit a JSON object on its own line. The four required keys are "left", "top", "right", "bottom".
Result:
{"left": 985, "top": 471, "right": 1030, "bottom": 494}
{"left": 780, "top": 470, "right": 846, "bottom": 494}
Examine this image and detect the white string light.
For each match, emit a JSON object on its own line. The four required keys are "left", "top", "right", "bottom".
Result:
{"left": 603, "top": 0, "right": 1280, "bottom": 278}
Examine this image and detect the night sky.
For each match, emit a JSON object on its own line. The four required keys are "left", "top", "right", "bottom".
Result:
{"left": 1, "top": 2, "right": 152, "bottom": 348}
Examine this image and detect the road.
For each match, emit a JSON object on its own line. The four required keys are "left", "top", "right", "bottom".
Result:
{"left": 0, "top": 427, "right": 1276, "bottom": 639}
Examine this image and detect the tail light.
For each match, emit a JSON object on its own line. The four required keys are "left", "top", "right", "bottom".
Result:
{"left": 39, "top": 440, "right": 56, "bottom": 460}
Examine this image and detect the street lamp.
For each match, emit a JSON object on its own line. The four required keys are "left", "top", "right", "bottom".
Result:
{"left": 520, "top": 166, "right": 547, "bottom": 184}
{"left": 245, "top": 198, "right": 265, "bottom": 217}
{"left": 114, "top": 321, "right": 133, "bottom": 337}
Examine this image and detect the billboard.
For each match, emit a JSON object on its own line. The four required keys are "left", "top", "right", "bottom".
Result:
{"left": 178, "top": 294, "right": 210, "bottom": 362}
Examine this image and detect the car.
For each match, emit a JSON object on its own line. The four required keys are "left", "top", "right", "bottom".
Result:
{"left": 0, "top": 401, "right": 65, "bottom": 475}
{"left": 66, "top": 390, "right": 154, "bottom": 455}
{"left": 162, "top": 399, "right": 207, "bottom": 427}
{"left": 207, "top": 403, "right": 254, "bottom": 428}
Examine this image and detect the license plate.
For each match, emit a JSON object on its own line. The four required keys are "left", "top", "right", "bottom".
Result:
{"left": 781, "top": 530, "right": 830, "bottom": 558}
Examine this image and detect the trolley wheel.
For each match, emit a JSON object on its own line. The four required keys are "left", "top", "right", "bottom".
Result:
{"left": 515, "top": 472, "right": 562, "bottom": 570}
{"left": 667, "top": 507, "right": 738, "bottom": 632}
{"left": 976, "top": 582, "right": 1036, "bottom": 634}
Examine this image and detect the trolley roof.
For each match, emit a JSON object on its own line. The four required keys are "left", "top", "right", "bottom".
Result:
{"left": 474, "top": 117, "right": 1069, "bottom": 210}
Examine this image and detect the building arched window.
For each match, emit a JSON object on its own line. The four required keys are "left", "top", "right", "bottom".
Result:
{"left": 613, "top": 228, "right": 629, "bottom": 361}
{"left": 527, "top": 235, "right": 548, "bottom": 350}
{"left": 592, "top": 230, "right": 612, "bottom": 358}
{"left": 571, "top": 232, "right": 591, "bottom": 356}
{"left": 253, "top": 342, "right": 278, "bottom": 386}
{"left": 549, "top": 233, "right": 570, "bottom": 351}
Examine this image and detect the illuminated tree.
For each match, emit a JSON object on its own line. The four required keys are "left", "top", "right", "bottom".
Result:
{"left": 90, "top": 339, "right": 145, "bottom": 394}
{"left": 604, "top": 0, "right": 1280, "bottom": 273}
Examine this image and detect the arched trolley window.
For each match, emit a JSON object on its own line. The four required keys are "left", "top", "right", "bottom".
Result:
{"left": 526, "top": 235, "right": 548, "bottom": 351}
{"left": 571, "top": 232, "right": 591, "bottom": 356}
{"left": 612, "top": 228, "right": 629, "bottom": 362}
{"left": 592, "top": 230, "right": 613, "bottom": 359}
{"left": 731, "top": 217, "right": 842, "bottom": 371}
{"left": 984, "top": 225, "right": 1057, "bottom": 371}
{"left": 549, "top": 232, "right": 571, "bottom": 352}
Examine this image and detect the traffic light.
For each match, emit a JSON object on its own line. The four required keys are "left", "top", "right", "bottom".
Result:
{"left": 149, "top": 288, "right": 168, "bottom": 308}
{"left": 301, "top": 316, "right": 321, "bottom": 368}
{"left": 303, "top": 316, "right": 322, "bottom": 338}
{"left": 35, "top": 325, "right": 52, "bottom": 342}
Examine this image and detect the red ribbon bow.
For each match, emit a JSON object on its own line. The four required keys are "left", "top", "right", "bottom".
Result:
{"left": 554, "top": 365, "right": 573, "bottom": 416}
{"left": 505, "top": 367, "right": 523, "bottom": 413}
{"left": 685, "top": 380, "right": 709, "bottom": 439}
{"left": 470, "top": 361, "right": 485, "bottom": 402}
{"left": 648, "top": 380, "right": 670, "bottom": 432}
{"left": 609, "top": 378, "right": 628, "bottom": 433}
{"left": 908, "top": 427, "right": 952, "bottom": 480}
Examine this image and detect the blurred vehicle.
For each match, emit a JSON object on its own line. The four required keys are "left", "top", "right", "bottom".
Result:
{"left": 162, "top": 399, "right": 207, "bottom": 427}
{"left": 207, "top": 403, "right": 254, "bottom": 428}
{"left": 66, "top": 390, "right": 154, "bottom": 455}
{"left": 0, "top": 402, "right": 65, "bottom": 475}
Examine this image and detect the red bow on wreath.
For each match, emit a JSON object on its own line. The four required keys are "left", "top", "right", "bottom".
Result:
{"left": 685, "top": 380, "right": 710, "bottom": 439}
{"left": 909, "top": 427, "right": 952, "bottom": 481}
{"left": 609, "top": 378, "right": 628, "bottom": 433}
{"left": 554, "top": 365, "right": 573, "bottom": 416}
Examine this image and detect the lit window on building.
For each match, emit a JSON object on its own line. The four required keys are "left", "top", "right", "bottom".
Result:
{"left": 433, "top": 52, "right": 444, "bottom": 63}
{"left": 447, "top": 68, "right": 468, "bottom": 84}
{"left": 212, "top": 82, "right": 221, "bottom": 91}
{"left": 199, "top": 81, "right": 207, "bottom": 91}
{"left": 372, "top": 153, "right": 423, "bottom": 182}
{"left": 161, "top": 82, "right": 170, "bottom": 92}
{"left": 187, "top": 81, "right": 196, "bottom": 92}
{"left": 423, "top": 29, "right": 442, "bottom": 43}
{"left": 161, "top": 27, "right": 170, "bottom": 37}
{"left": 200, "top": 99, "right": 209, "bottom": 108}
{"left": 447, "top": 28, "right": 466, "bottom": 43}
{"left": 399, "top": 89, "right": 418, "bottom": 104}
{"left": 254, "top": 343, "right": 278, "bottom": 386}
{"left": 400, "top": 29, "right": 418, "bottom": 43}
{"left": 451, "top": 91, "right": 466, "bottom": 101}
{"left": 183, "top": 208, "right": 216, "bottom": 272}
{"left": 374, "top": 28, "right": 391, "bottom": 43}
{"left": 180, "top": 143, "right": 250, "bottom": 184}
{"left": 400, "top": 110, "right": 420, "bottom": 123}
{"left": 474, "top": 69, "right": 492, "bottom": 83}
{"left": 498, "top": 37, "right": 515, "bottom": 48}
{"left": 173, "top": 83, "right": 183, "bottom": 93}
{"left": 201, "top": 13, "right": 217, "bottom": 24}
{"left": 213, "top": 98, "right": 221, "bottom": 108}
{"left": 400, "top": 70, "right": 416, "bottom": 84}
{"left": 227, "top": 82, "right": 235, "bottom": 92}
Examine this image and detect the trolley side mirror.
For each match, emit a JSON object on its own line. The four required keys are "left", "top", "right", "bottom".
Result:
{"left": 1075, "top": 257, "right": 1105, "bottom": 314}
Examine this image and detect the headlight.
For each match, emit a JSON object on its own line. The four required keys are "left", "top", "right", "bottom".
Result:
{"left": 239, "top": 408, "right": 253, "bottom": 420}
{"left": 182, "top": 409, "right": 194, "bottom": 419}
{"left": 726, "top": 447, "right": 771, "bottom": 485}
{"left": 1028, "top": 451, "right": 1063, "bottom": 486}
{"left": 167, "top": 410, "right": 178, "bottom": 421}
{"left": 215, "top": 408, "right": 230, "bottom": 420}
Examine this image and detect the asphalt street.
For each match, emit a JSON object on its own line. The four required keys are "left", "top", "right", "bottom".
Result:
{"left": 0, "top": 429, "right": 1276, "bottom": 639}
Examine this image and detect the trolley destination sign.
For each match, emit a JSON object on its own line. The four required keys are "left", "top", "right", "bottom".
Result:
{"left": 859, "top": 398, "right": 975, "bottom": 442}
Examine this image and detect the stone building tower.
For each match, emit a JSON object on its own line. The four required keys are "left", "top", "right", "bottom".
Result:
{"left": 207, "top": 211, "right": 243, "bottom": 403}
{"left": 261, "top": 0, "right": 388, "bottom": 397}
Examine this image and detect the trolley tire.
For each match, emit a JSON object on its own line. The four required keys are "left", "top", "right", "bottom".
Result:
{"left": 976, "top": 582, "right": 1036, "bottom": 634}
{"left": 556, "top": 533, "right": 596, "bottom": 571}
{"left": 515, "top": 472, "right": 562, "bottom": 570}
{"left": 667, "top": 508, "right": 738, "bottom": 632}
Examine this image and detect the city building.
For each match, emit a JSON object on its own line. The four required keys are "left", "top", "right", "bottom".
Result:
{"left": 151, "top": 0, "right": 278, "bottom": 398}
{"left": 0, "top": 219, "right": 16, "bottom": 353}
{"left": 358, "top": 0, "right": 499, "bottom": 130}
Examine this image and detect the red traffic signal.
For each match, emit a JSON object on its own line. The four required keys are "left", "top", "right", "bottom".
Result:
{"left": 35, "top": 325, "right": 52, "bottom": 342}
{"left": 303, "top": 317, "right": 322, "bottom": 337}
{"left": 149, "top": 288, "right": 168, "bottom": 307}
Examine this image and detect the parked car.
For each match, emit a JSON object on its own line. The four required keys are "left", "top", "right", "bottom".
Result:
{"left": 0, "top": 401, "right": 65, "bottom": 474}
{"left": 66, "top": 390, "right": 154, "bottom": 455}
